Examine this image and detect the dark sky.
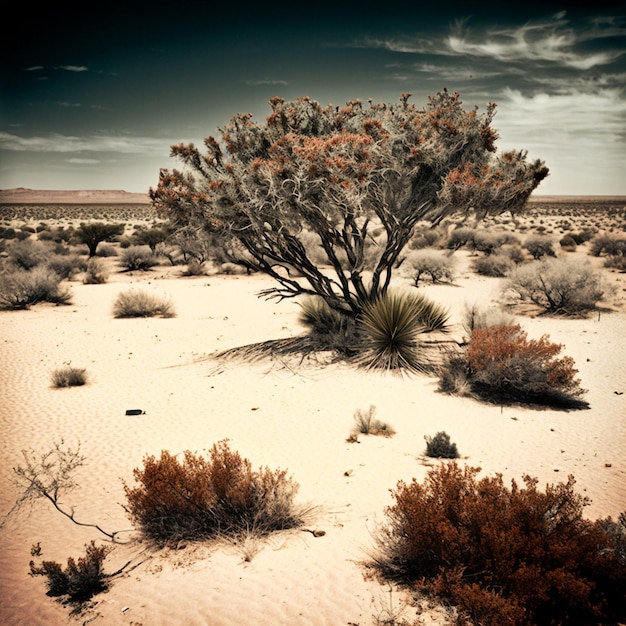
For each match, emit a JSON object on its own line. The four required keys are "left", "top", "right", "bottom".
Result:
{"left": 1, "top": 1, "right": 625, "bottom": 194}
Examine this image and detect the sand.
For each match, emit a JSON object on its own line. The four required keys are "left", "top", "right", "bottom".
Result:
{"left": 1, "top": 247, "right": 625, "bottom": 625}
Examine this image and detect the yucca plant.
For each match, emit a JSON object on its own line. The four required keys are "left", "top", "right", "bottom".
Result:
{"left": 357, "top": 289, "right": 449, "bottom": 373}
{"left": 297, "top": 295, "right": 357, "bottom": 352}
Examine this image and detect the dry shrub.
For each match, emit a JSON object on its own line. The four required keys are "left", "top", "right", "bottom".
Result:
{"left": 112, "top": 289, "right": 175, "bottom": 318}
{"left": 82, "top": 257, "right": 109, "bottom": 284}
{"left": 402, "top": 249, "right": 456, "bottom": 286}
{"left": 51, "top": 365, "right": 87, "bottom": 388}
{"left": 0, "top": 267, "right": 72, "bottom": 309}
{"left": 472, "top": 252, "right": 514, "bottom": 277}
{"left": 439, "top": 324, "right": 588, "bottom": 409}
{"left": 29, "top": 541, "right": 112, "bottom": 603}
{"left": 373, "top": 463, "right": 626, "bottom": 626}
{"left": 123, "top": 440, "right": 304, "bottom": 545}
{"left": 351, "top": 405, "right": 395, "bottom": 438}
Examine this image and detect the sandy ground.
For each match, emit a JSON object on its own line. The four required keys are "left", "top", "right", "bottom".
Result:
{"left": 1, "top": 249, "right": 625, "bottom": 626}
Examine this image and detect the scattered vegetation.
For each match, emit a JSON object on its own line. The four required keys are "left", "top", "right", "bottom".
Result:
{"left": 439, "top": 323, "right": 588, "bottom": 408}
{"left": 118, "top": 245, "right": 159, "bottom": 271}
{"left": 82, "top": 257, "right": 109, "bottom": 284}
{"left": 402, "top": 250, "right": 456, "bottom": 286}
{"left": 51, "top": 365, "right": 87, "bottom": 388}
{"left": 505, "top": 258, "right": 606, "bottom": 315}
{"left": 424, "top": 431, "right": 458, "bottom": 458}
{"left": 123, "top": 439, "right": 306, "bottom": 545}
{"left": 371, "top": 463, "right": 626, "bottom": 626}
{"left": 74, "top": 222, "right": 125, "bottom": 257}
{"left": 0, "top": 267, "right": 72, "bottom": 309}
{"left": 522, "top": 234, "right": 557, "bottom": 259}
{"left": 112, "top": 289, "right": 175, "bottom": 318}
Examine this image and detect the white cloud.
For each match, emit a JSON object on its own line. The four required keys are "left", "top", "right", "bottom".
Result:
{"left": 243, "top": 79, "right": 290, "bottom": 86}
{"left": 0, "top": 132, "right": 172, "bottom": 155}
{"left": 66, "top": 157, "right": 100, "bottom": 164}
{"left": 55, "top": 65, "right": 88, "bottom": 72}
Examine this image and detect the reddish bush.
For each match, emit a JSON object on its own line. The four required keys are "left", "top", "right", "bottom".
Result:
{"left": 123, "top": 440, "right": 302, "bottom": 544}
{"left": 373, "top": 463, "right": 626, "bottom": 625}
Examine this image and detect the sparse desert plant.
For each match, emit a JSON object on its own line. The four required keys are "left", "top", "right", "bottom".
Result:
{"left": 51, "top": 365, "right": 87, "bottom": 388}
{"left": 82, "top": 257, "right": 109, "bottom": 284}
{"left": 5, "top": 239, "right": 49, "bottom": 270}
{"left": 351, "top": 405, "right": 395, "bottom": 439}
{"left": 372, "top": 464, "right": 626, "bottom": 626}
{"left": 424, "top": 431, "right": 458, "bottom": 458}
{"left": 589, "top": 232, "right": 626, "bottom": 257}
{"left": 505, "top": 257, "right": 606, "bottom": 315}
{"left": 472, "top": 252, "right": 514, "bottom": 277}
{"left": 74, "top": 222, "right": 125, "bottom": 257}
{"left": 358, "top": 289, "right": 449, "bottom": 373}
{"left": 112, "top": 289, "right": 175, "bottom": 318}
{"left": 118, "top": 245, "right": 158, "bottom": 271}
{"left": 46, "top": 254, "right": 86, "bottom": 280}
{"left": 182, "top": 258, "right": 207, "bottom": 276}
{"left": 297, "top": 295, "right": 357, "bottom": 352}
{"left": 446, "top": 226, "right": 476, "bottom": 251}
{"left": 0, "top": 267, "right": 72, "bottom": 309}
{"left": 402, "top": 249, "right": 456, "bottom": 286}
{"left": 123, "top": 439, "right": 306, "bottom": 544}
{"left": 132, "top": 225, "right": 172, "bottom": 252}
{"left": 462, "top": 303, "right": 514, "bottom": 334}
{"left": 95, "top": 242, "right": 118, "bottom": 257}
{"left": 522, "top": 234, "right": 556, "bottom": 259}
{"left": 29, "top": 541, "right": 112, "bottom": 603}
{"left": 559, "top": 233, "right": 577, "bottom": 251}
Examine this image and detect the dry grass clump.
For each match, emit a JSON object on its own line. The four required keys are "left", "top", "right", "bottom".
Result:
{"left": 439, "top": 323, "right": 588, "bottom": 409}
{"left": 51, "top": 365, "right": 87, "bottom": 388}
{"left": 0, "top": 267, "right": 72, "bottom": 310}
{"left": 123, "top": 440, "right": 307, "bottom": 545}
{"left": 112, "top": 289, "right": 175, "bottom": 318}
{"left": 372, "top": 464, "right": 626, "bottom": 626}
{"left": 349, "top": 405, "right": 395, "bottom": 440}
{"left": 82, "top": 257, "right": 109, "bottom": 284}
{"left": 118, "top": 245, "right": 159, "bottom": 271}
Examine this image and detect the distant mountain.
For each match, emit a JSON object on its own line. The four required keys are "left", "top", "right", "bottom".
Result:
{"left": 0, "top": 188, "right": 151, "bottom": 204}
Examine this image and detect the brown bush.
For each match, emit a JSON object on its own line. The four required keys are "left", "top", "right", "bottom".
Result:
{"left": 372, "top": 463, "right": 626, "bottom": 626}
{"left": 123, "top": 440, "right": 304, "bottom": 544}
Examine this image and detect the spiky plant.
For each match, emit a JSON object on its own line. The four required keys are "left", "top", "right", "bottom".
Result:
{"left": 357, "top": 289, "right": 449, "bottom": 373}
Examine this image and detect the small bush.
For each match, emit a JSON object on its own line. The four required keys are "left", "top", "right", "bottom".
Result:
{"left": 589, "top": 233, "right": 626, "bottom": 257}
{"left": 351, "top": 405, "right": 395, "bottom": 439}
{"left": 118, "top": 245, "right": 158, "bottom": 271}
{"left": 402, "top": 249, "right": 456, "bottom": 286}
{"left": 472, "top": 253, "right": 514, "bottom": 277}
{"left": 82, "top": 257, "right": 109, "bottom": 284}
{"left": 505, "top": 258, "right": 605, "bottom": 315}
{"left": 51, "top": 366, "right": 87, "bottom": 388}
{"left": 424, "top": 431, "right": 458, "bottom": 458}
{"left": 358, "top": 289, "right": 449, "bottom": 373}
{"left": 442, "top": 323, "right": 588, "bottom": 408}
{"left": 523, "top": 234, "right": 556, "bottom": 259}
{"left": 30, "top": 541, "right": 112, "bottom": 603}
{"left": 112, "top": 289, "right": 175, "bottom": 318}
{"left": 446, "top": 226, "right": 476, "bottom": 251}
{"left": 559, "top": 233, "right": 577, "bottom": 251}
{"left": 462, "top": 303, "right": 514, "bottom": 335}
{"left": 46, "top": 254, "right": 86, "bottom": 280}
{"left": 123, "top": 440, "right": 304, "bottom": 544}
{"left": 372, "top": 464, "right": 626, "bottom": 626}
{"left": 298, "top": 295, "right": 357, "bottom": 352}
{"left": 0, "top": 267, "right": 72, "bottom": 310}
{"left": 6, "top": 239, "right": 49, "bottom": 270}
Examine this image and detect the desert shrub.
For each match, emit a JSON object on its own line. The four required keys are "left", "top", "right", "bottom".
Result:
{"left": 472, "top": 252, "right": 514, "bottom": 277}
{"left": 523, "top": 234, "right": 556, "bottom": 259}
{"left": 112, "top": 289, "right": 175, "bottom": 318}
{"left": 297, "top": 295, "right": 357, "bottom": 352}
{"left": 74, "top": 222, "right": 125, "bottom": 257}
{"left": 402, "top": 249, "right": 456, "bottom": 286}
{"left": 0, "top": 226, "right": 17, "bottom": 239}
{"left": 182, "top": 259, "right": 207, "bottom": 276}
{"left": 499, "top": 243, "right": 526, "bottom": 264}
{"left": 408, "top": 224, "right": 444, "bottom": 250}
{"left": 589, "top": 233, "right": 626, "bottom": 257}
{"left": 95, "top": 242, "right": 118, "bottom": 257}
{"left": 604, "top": 254, "right": 626, "bottom": 271}
{"left": 571, "top": 228, "right": 595, "bottom": 245}
{"left": 472, "top": 229, "right": 513, "bottom": 255}
{"left": 446, "top": 226, "right": 476, "bottom": 251}
{"left": 46, "top": 254, "right": 86, "bottom": 280}
{"left": 132, "top": 225, "right": 172, "bottom": 251}
{"left": 0, "top": 267, "right": 72, "bottom": 309}
{"left": 123, "top": 440, "right": 304, "bottom": 544}
{"left": 451, "top": 323, "right": 587, "bottom": 408}
{"left": 350, "top": 405, "right": 395, "bottom": 438}
{"left": 358, "top": 289, "right": 449, "bottom": 373}
{"left": 29, "top": 541, "right": 112, "bottom": 602}
{"left": 51, "top": 366, "right": 87, "bottom": 388}
{"left": 559, "top": 233, "right": 577, "bottom": 251}
{"left": 424, "top": 431, "right": 458, "bottom": 458}
{"left": 6, "top": 239, "right": 49, "bottom": 270}
{"left": 82, "top": 257, "right": 109, "bottom": 284}
{"left": 462, "top": 303, "right": 514, "bottom": 334}
{"left": 118, "top": 245, "right": 158, "bottom": 271}
{"left": 372, "top": 464, "right": 626, "bottom": 626}
{"left": 505, "top": 258, "right": 605, "bottom": 315}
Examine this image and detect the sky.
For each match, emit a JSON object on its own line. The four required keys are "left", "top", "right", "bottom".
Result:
{"left": 1, "top": 1, "right": 625, "bottom": 196}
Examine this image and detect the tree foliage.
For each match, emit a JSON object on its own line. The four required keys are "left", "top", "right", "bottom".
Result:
{"left": 151, "top": 90, "right": 548, "bottom": 315}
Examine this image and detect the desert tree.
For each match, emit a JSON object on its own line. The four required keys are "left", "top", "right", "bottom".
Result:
{"left": 151, "top": 90, "right": 548, "bottom": 317}
{"left": 74, "top": 222, "right": 125, "bottom": 257}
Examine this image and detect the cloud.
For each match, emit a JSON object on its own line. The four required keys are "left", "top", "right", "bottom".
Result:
{"left": 66, "top": 157, "right": 100, "bottom": 164}
{"left": 242, "top": 79, "right": 290, "bottom": 86}
{"left": 0, "top": 132, "right": 172, "bottom": 155}
{"left": 54, "top": 65, "right": 88, "bottom": 72}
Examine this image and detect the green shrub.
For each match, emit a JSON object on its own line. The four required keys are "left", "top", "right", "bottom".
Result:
{"left": 29, "top": 541, "right": 112, "bottom": 603}
{"left": 0, "top": 267, "right": 72, "bottom": 310}
{"left": 118, "top": 245, "right": 158, "bottom": 271}
{"left": 112, "top": 289, "right": 175, "bottom": 318}
{"left": 82, "top": 257, "right": 109, "bottom": 284}
{"left": 358, "top": 289, "right": 449, "bottom": 373}
{"left": 424, "top": 431, "right": 458, "bottom": 458}
{"left": 505, "top": 258, "right": 605, "bottom": 315}
{"left": 51, "top": 366, "right": 87, "bottom": 388}
{"left": 350, "top": 405, "right": 395, "bottom": 439}
{"left": 372, "top": 464, "right": 626, "bottom": 626}
{"left": 123, "top": 440, "right": 304, "bottom": 544}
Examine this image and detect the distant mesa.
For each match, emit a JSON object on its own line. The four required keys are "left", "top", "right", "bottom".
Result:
{"left": 0, "top": 188, "right": 151, "bottom": 204}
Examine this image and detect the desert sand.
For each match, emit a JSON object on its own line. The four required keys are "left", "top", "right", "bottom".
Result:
{"left": 1, "top": 236, "right": 625, "bottom": 625}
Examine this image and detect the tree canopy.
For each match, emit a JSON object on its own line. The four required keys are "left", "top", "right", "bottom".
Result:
{"left": 151, "top": 90, "right": 548, "bottom": 315}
